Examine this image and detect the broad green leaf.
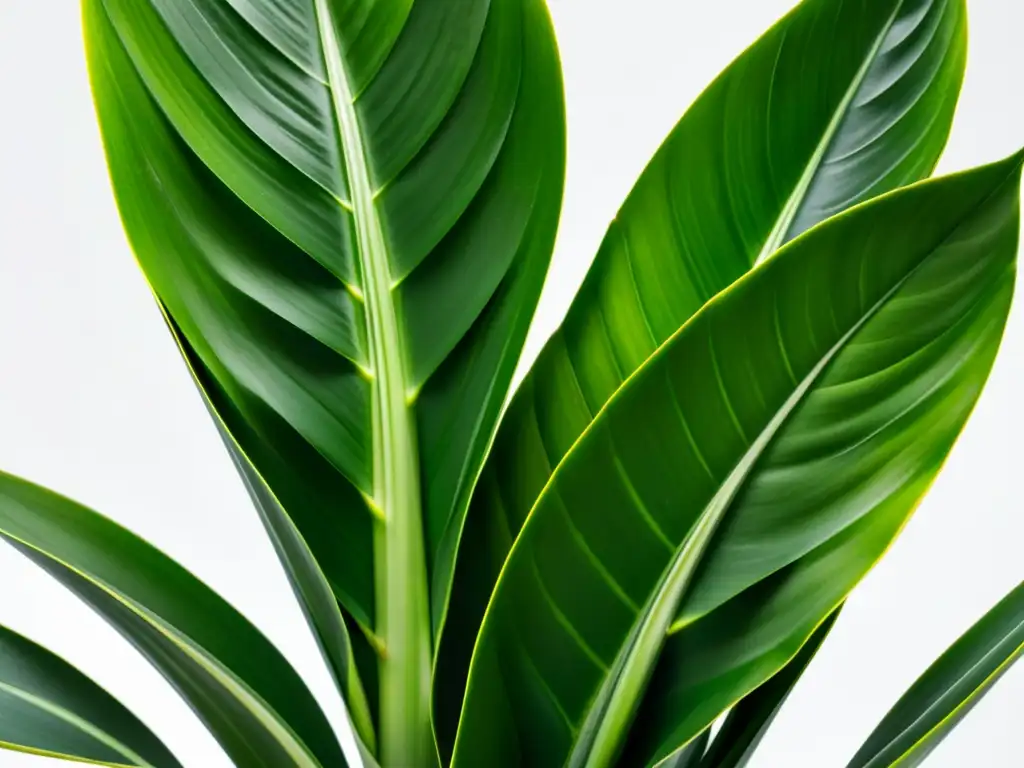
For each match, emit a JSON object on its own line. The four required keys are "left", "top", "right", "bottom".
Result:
{"left": 436, "top": 0, "right": 966, "bottom": 751}
{"left": 451, "top": 155, "right": 1022, "bottom": 768}
{"left": 0, "top": 472, "right": 347, "bottom": 768}
{"left": 697, "top": 609, "right": 840, "bottom": 768}
{"left": 0, "top": 623, "right": 180, "bottom": 767}
{"left": 83, "top": 0, "right": 564, "bottom": 761}
{"left": 847, "top": 581, "right": 1024, "bottom": 768}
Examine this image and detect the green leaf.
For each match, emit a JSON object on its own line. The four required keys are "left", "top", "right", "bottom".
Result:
{"left": 436, "top": 0, "right": 966, "bottom": 752}
{"left": 0, "top": 623, "right": 180, "bottom": 767}
{"left": 0, "top": 472, "right": 347, "bottom": 768}
{"left": 662, "top": 729, "right": 709, "bottom": 768}
{"left": 450, "top": 155, "right": 1022, "bottom": 768}
{"left": 847, "top": 581, "right": 1024, "bottom": 768}
{"left": 164, "top": 311, "right": 376, "bottom": 757}
{"left": 698, "top": 608, "right": 841, "bottom": 768}
{"left": 82, "top": 0, "right": 564, "bottom": 761}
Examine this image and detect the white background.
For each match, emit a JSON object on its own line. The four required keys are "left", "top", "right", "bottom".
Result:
{"left": 0, "top": 1, "right": 1021, "bottom": 766}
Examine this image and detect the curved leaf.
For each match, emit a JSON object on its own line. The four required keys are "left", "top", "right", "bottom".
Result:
{"left": 0, "top": 623, "right": 180, "bottom": 767}
{"left": 436, "top": 0, "right": 966, "bottom": 750}
{"left": 0, "top": 472, "right": 346, "bottom": 768}
{"left": 847, "top": 581, "right": 1024, "bottom": 768}
{"left": 697, "top": 608, "right": 840, "bottom": 768}
{"left": 451, "top": 155, "right": 1022, "bottom": 768}
{"left": 83, "top": 0, "right": 564, "bottom": 761}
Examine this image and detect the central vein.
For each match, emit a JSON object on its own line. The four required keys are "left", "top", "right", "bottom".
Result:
{"left": 314, "top": 4, "right": 433, "bottom": 765}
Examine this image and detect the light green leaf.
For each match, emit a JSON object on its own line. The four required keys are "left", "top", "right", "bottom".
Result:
{"left": 0, "top": 472, "right": 347, "bottom": 768}
{"left": 697, "top": 608, "right": 841, "bottom": 768}
{"left": 436, "top": 0, "right": 966, "bottom": 752}
{"left": 451, "top": 155, "right": 1022, "bottom": 768}
{"left": 82, "top": 0, "right": 564, "bottom": 761}
{"left": 0, "top": 623, "right": 180, "bottom": 767}
{"left": 847, "top": 581, "right": 1024, "bottom": 768}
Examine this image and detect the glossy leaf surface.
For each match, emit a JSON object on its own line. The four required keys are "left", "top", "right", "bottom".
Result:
{"left": 0, "top": 623, "right": 180, "bottom": 767}
{"left": 83, "top": 0, "right": 564, "bottom": 761}
{"left": 168, "top": 315, "right": 376, "bottom": 756}
{"left": 698, "top": 609, "right": 840, "bottom": 768}
{"left": 437, "top": 0, "right": 966, "bottom": 750}
{"left": 451, "top": 156, "right": 1021, "bottom": 768}
{"left": 0, "top": 472, "right": 346, "bottom": 768}
{"left": 847, "top": 581, "right": 1024, "bottom": 768}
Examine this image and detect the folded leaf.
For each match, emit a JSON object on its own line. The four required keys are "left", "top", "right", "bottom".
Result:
{"left": 451, "top": 155, "right": 1022, "bottom": 768}
{"left": 0, "top": 623, "right": 180, "bottom": 767}
{"left": 847, "top": 580, "right": 1024, "bottom": 768}
{"left": 698, "top": 609, "right": 840, "bottom": 768}
{"left": 0, "top": 472, "right": 346, "bottom": 768}
{"left": 436, "top": 0, "right": 966, "bottom": 751}
{"left": 83, "top": 0, "right": 564, "bottom": 760}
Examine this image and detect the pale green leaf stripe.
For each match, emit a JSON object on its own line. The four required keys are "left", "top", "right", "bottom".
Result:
{"left": 0, "top": 682, "right": 149, "bottom": 766}
{"left": 0, "top": 622, "right": 180, "bottom": 767}
{"left": 848, "top": 581, "right": 1024, "bottom": 768}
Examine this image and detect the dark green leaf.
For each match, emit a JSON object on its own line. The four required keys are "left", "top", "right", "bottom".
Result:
{"left": 83, "top": 0, "right": 564, "bottom": 760}
{"left": 698, "top": 608, "right": 841, "bottom": 768}
{"left": 847, "top": 581, "right": 1024, "bottom": 768}
{"left": 164, "top": 311, "right": 376, "bottom": 757}
{"left": 0, "top": 472, "right": 346, "bottom": 768}
{"left": 436, "top": 0, "right": 966, "bottom": 753}
{"left": 451, "top": 155, "right": 1021, "bottom": 768}
{"left": 0, "top": 623, "right": 180, "bottom": 767}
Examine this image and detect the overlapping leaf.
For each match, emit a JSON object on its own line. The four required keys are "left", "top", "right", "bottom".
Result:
{"left": 83, "top": 0, "right": 565, "bottom": 761}
{"left": 0, "top": 623, "right": 180, "bottom": 767}
{"left": 847, "top": 580, "right": 1024, "bottom": 768}
{"left": 436, "top": 0, "right": 967, "bottom": 751}
{"left": 0, "top": 472, "right": 347, "bottom": 768}
{"left": 451, "top": 155, "right": 1021, "bottom": 767}
{"left": 698, "top": 609, "right": 840, "bottom": 768}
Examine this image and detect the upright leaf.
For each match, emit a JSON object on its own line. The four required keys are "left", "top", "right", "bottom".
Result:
{"left": 83, "top": 0, "right": 564, "bottom": 761}
{"left": 847, "top": 581, "right": 1024, "bottom": 768}
{"left": 451, "top": 155, "right": 1022, "bottom": 768}
{"left": 436, "top": 0, "right": 966, "bottom": 750}
{"left": 0, "top": 472, "right": 347, "bottom": 768}
{"left": 0, "top": 623, "right": 180, "bottom": 767}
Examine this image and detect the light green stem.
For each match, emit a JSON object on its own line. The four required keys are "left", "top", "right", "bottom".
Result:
{"left": 314, "top": 4, "right": 434, "bottom": 765}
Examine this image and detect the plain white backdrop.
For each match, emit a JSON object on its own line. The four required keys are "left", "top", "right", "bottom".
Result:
{"left": 0, "top": 1, "right": 1021, "bottom": 766}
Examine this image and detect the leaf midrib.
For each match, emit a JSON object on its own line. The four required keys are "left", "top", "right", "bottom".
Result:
{"left": 576, "top": 280, "right": 886, "bottom": 768}
{"left": 312, "top": 3, "right": 433, "bottom": 764}
{"left": 754, "top": 0, "right": 904, "bottom": 266}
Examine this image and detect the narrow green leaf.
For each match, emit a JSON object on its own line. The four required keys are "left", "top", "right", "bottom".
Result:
{"left": 0, "top": 623, "right": 180, "bottom": 767}
{"left": 436, "top": 0, "right": 966, "bottom": 752}
{"left": 0, "top": 472, "right": 346, "bottom": 768}
{"left": 451, "top": 155, "right": 1022, "bottom": 768}
{"left": 83, "top": 0, "right": 564, "bottom": 760}
{"left": 847, "top": 581, "right": 1024, "bottom": 768}
{"left": 698, "top": 609, "right": 841, "bottom": 768}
